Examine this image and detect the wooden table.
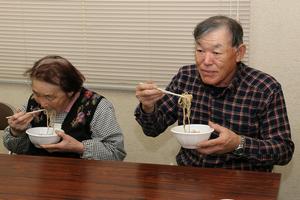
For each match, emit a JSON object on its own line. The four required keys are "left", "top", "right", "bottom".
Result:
{"left": 0, "top": 154, "right": 280, "bottom": 200}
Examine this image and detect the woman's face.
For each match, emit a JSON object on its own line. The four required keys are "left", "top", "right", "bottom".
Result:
{"left": 31, "top": 79, "right": 73, "bottom": 112}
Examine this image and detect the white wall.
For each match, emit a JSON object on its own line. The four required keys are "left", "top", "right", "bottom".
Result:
{"left": 0, "top": 1, "right": 299, "bottom": 199}
{"left": 250, "top": 1, "right": 300, "bottom": 200}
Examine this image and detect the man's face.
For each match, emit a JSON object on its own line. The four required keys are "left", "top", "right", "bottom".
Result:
{"left": 195, "top": 27, "right": 243, "bottom": 87}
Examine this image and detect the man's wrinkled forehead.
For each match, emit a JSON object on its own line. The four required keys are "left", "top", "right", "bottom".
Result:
{"left": 195, "top": 27, "right": 233, "bottom": 48}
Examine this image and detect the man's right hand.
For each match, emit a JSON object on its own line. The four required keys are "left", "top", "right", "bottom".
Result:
{"left": 135, "top": 82, "right": 165, "bottom": 113}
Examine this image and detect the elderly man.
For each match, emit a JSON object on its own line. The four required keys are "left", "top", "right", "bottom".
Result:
{"left": 134, "top": 15, "right": 294, "bottom": 171}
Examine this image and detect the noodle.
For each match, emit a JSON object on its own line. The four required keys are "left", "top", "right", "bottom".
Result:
{"left": 43, "top": 109, "right": 57, "bottom": 134}
{"left": 178, "top": 92, "right": 193, "bottom": 132}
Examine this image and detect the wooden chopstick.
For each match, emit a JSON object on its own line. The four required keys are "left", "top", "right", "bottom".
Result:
{"left": 156, "top": 88, "right": 184, "bottom": 98}
{"left": 138, "top": 83, "right": 184, "bottom": 98}
{"left": 6, "top": 109, "right": 46, "bottom": 119}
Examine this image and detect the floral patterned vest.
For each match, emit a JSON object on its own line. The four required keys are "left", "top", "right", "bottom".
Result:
{"left": 26, "top": 87, "right": 103, "bottom": 158}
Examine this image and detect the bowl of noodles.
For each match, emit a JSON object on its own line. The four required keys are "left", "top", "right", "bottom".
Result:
{"left": 26, "top": 127, "right": 61, "bottom": 148}
{"left": 171, "top": 124, "right": 214, "bottom": 149}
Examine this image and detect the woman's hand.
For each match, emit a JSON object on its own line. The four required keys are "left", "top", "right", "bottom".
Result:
{"left": 8, "top": 111, "right": 34, "bottom": 136}
{"left": 135, "top": 82, "right": 164, "bottom": 113}
{"left": 40, "top": 130, "right": 84, "bottom": 154}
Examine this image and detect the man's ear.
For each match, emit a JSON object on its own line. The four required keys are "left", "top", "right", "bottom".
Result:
{"left": 236, "top": 44, "right": 246, "bottom": 62}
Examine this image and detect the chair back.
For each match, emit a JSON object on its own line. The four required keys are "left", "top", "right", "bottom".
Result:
{"left": 0, "top": 102, "right": 15, "bottom": 130}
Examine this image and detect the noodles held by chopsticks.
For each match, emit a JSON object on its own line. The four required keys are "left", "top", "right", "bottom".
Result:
{"left": 178, "top": 92, "right": 193, "bottom": 132}
{"left": 43, "top": 109, "right": 57, "bottom": 134}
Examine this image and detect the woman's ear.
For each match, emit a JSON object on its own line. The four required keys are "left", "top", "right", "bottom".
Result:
{"left": 235, "top": 44, "right": 246, "bottom": 62}
{"left": 67, "top": 91, "right": 75, "bottom": 99}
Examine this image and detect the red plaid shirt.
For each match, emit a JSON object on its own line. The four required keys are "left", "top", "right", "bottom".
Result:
{"left": 135, "top": 63, "right": 294, "bottom": 171}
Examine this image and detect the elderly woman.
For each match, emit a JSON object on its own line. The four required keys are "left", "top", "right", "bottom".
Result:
{"left": 3, "top": 55, "right": 126, "bottom": 160}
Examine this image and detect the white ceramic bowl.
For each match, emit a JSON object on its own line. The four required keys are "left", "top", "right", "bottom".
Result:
{"left": 26, "top": 127, "right": 60, "bottom": 148}
{"left": 171, "top": 124, "right": 214, "bottom": 149}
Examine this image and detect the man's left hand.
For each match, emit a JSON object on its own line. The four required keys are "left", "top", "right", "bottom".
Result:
{"left": 196, "top": 121, "right": 241, "bottom": 155}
